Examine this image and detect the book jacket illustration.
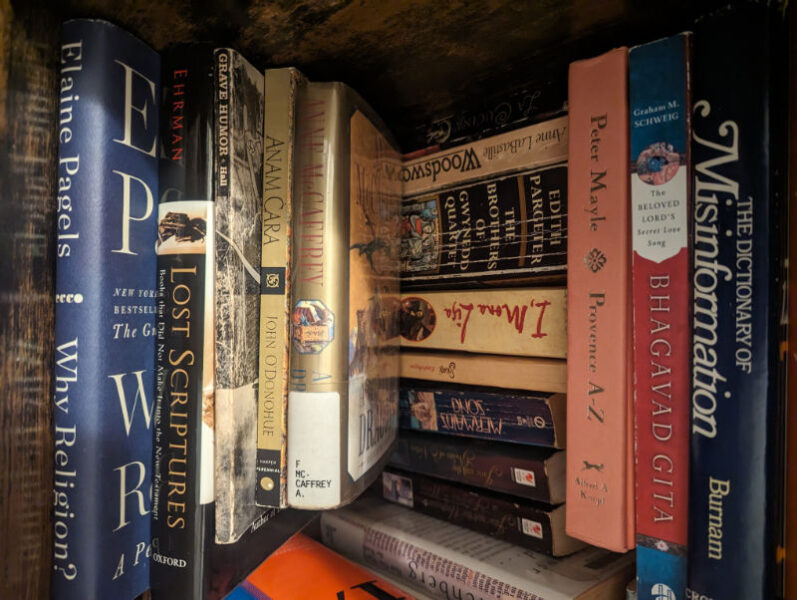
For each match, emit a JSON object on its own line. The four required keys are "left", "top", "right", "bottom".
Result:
{"left": 52, "top": 19, "right": 159, "bottom": 600}
{"left": 213, "top": 48, "right": 267, "bottom": 544}
{"left": 629, "top": 34, "right": 691, "bottom": 600}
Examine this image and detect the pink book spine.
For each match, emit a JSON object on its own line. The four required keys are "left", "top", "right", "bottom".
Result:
{"left": 565, "top": 47, "right": 635, "bottom": 552}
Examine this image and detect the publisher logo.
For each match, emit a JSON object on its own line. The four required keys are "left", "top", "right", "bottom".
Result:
{"left": 584, "top": 248, "right": 607, "bottom": 273}
{"left": 261, "top": 267, "right": 286, "bottom": 295}
{"left": 400, "top": 147, "right": 482, "bottom": 184}
{"left": 652, "top": 584, "right": 676, "bottom": 600}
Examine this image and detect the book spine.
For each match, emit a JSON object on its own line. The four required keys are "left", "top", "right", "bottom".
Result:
{"left": 288, "top": 83, "right": 402, "bottom": 509}
{"left": 213, "top": 49, "right": 265, "bottom": 544}
{"left": 628, "top": 34, "right": 691, "bottom": 600}
{"left": 400, "top": 351, "right": 567, "bottom": 393}
{"left": 400, "top": 164, "right": 567, "bottom": 288}
{"left": 565, "top": 47, "right": 634, "bottom": 553}
{"left": 399, "top": 288, "right": 567, "bottom": 358}
{"left": 256, "top": 68, "right": 301, "bottom": 508}
{"left": 401, "top": 115, "right": 568, "bottom": 197}
{"left": 52, "top": 20, "right": 159, "bottom": 600}
{"left": 151, "top": 46, "right": 215, "bottom": 600}
{"left": 320, "top": 505, "right": 571, "bottom": 600}
{"left": 287, "top": 83, "right": 349, "bottom": 509}
{"left": 400, "top": 73, "right": 566, "bottom": 153}
{"left": 390, "top": 432, "right": 562, "bottom": 503}
{"left": 381, "top": 469, "right": 572, "bottom": 556}
{"left": 687, "top": 6, "right": 788, "bottom": 599}
{"left": 399, "top": 384, "right": 564, "bottom": 448}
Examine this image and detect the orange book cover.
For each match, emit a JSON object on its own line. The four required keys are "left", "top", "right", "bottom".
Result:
{"left": 565, "top": 47, "right": 635, "bottom": 552}
{"left": 230, "top": 533, "right": 416, "bottom": 599}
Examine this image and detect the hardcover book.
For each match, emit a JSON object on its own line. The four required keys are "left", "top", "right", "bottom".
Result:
{"left": 400, "top": 350, "right": 567, "bottom": 393}
{"left": 256, "top": 67, "right": 305, "bottom": 509}
{"left": 52, "top": 19, "right": 159, "bottom": 600}
{"left": 687, "top": 5, "right": 788, "bottom": 599}
{"left": 322, "top": 496, "right": 635, "bottom": 600}
{"left": 287, "top": 81, "right": 402, "bottom": 509}
{"left": 227, "top": 533, "right": 415, "bottom": 600}
{"left": 390, "top": 430, "right": 566, "bottom": 503}
{"left": 628, "top": 33, "right": 691, "bottom": 600}
{"left": 401, "top": 115, "right": 568, "bottom": 197}
{"left": 400, "top": 163, "right": 567, "bottom": 289}
{"left": 151, "top": 43, "right": 217, "bottom": 600}
{"left": 399, "top": 381, "right": 565, "bottom": 448}
{"left": 565, "top": 47, "right": 635, "bottom": 553}
{"left": 381, "top": 468, "right": 583, "bottom": 556}
{"left": 399, "top": 287, "right": 567, "bottom": 358}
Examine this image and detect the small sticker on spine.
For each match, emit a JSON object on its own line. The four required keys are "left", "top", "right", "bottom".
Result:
{"left": 512, "top": 467, "right": 537, "bottom": 487}
{"left": 520, "top": 518, "right": 544, "bottom": 539}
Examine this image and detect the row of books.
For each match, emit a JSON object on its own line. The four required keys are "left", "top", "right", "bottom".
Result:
{"left": 52, "top": 17, "right": 408, "bottom": 600}
{"left": 362, "top": 3, "right": 785, "bottom": 600}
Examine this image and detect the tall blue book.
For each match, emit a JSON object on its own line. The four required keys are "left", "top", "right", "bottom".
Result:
{"left": 629, "top": 33, "right": 691, "bottom": 600}
{"left": 688, "top": 4, "right": 787, "bottom": 599}
{"left": 52, "top": 19, "right": 159, "bottom": 600}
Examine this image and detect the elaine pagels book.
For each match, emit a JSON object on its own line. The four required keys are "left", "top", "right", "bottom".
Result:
{"left": 52, "top": 19, "right": 159, "bottom": 600}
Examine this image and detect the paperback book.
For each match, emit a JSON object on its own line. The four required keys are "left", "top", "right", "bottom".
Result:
{"left": 400, "top": 163, "right": 567, "bottom": 289}
{"left": 213, "top": 47, "right": 266, "bottom": 544}
{"left": 401, "top": 115, "right": 568, "bottom": 197}
{"left": 381, "top": 468, "right": 583, "bottom": 556}
{"left": 400, "top": 350, "right": 567, "bottom": 393}
{"left": 287, "top": 81, "right": 402, "bottom": 509}
{"left": 390, "top": 430, "right": 566, "bottom": 503}
{"left": 322, "top": 496, "right": 635, "bottom": 600}
{"left": 399, "top": 381, "right": 565, "bottom": 447}
{"left": 399, "top": 287, "right": 567, "bottom": 358}
{"left": 52, "top": 19, "right": 159, "bottom": 600}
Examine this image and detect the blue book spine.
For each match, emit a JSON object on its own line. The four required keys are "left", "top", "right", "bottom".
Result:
{"left": 399, "top": 383, "right": 563, "bottom": 447}
{"left": 688, "top": 4, "right": 787, "bottom": 599}
{"left": 629, "top": 33, "right": 691, "bottom": 600}
{"left": 52, "top": 19, "right": 159, "bottom": 600}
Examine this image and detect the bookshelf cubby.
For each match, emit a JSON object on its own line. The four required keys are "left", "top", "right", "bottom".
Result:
{"left": 0, "top": 0, "right": 731, "bottom": 597}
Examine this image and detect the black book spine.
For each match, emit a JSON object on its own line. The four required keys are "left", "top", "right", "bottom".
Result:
{"left": 151, "top": 45, "right": 216, "bottom": 600}
{"left": 381, "top": 467, "right": 564, "bottom": 555}
{"left": 401, "top": 164, "right": 567, "bottom": 290}
{"left": 687, "top": 4, "right": 788, "bottom": 599}
{"left": 390, "top": 431, "right": 559, "bottom": 504}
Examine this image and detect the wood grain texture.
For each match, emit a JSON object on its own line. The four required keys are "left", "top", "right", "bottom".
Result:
{"left": 0, "top": 3, "right": 58, "bottom": 599}
{"left": 57, "top": 0, "right": 724, "bottom": 150}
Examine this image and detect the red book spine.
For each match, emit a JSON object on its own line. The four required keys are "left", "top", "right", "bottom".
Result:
{"left": 565, "top": 47, "right": 635, "bottom": 552}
